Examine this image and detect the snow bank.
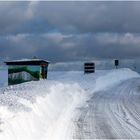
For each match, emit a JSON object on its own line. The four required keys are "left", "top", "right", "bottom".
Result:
{"left": 0, "top": 68, "right": 139, "bottom": 140}
{"left": 94, "top": 68, "right": 140, "bottom": 91}
{"left": 0, "top": 70, "right": 8, "bottom": 87}
{"left": 0, "top": 80, "right": 87, "bottom": 140}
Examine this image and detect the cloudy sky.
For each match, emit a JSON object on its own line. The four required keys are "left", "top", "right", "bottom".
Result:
{"left": 1, "top": 1, "right": 140, "bottom": 63}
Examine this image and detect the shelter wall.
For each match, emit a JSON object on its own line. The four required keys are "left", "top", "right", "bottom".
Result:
{"left": 8, "top": 65, "right": 41, "bottom": 85}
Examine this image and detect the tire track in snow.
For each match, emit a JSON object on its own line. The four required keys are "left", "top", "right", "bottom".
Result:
{"left": 73, "top": 78, "right": 140, "bottom": 139}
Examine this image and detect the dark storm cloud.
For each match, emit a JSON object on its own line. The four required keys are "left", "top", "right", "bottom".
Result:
{"left": 0, "top": 1, "right": 140, "bottom": 62}
{"left": 28, "top": 1, "right": 140, "bottom": 33}
{"left": 1, "top": 2, "right": 140, "bottom": 34}
{"left": 0, "top": 32, "right": 140, "bottom": 62}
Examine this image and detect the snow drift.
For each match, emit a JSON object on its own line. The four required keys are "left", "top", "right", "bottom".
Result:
{"left": 0, "top": 70, "right": 8, "bottom": 87}
{"left": 0, "top": 68, "right": 139, "bottom": 140}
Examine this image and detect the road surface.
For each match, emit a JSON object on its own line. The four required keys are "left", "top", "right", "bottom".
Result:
{"left": 73, "top": 78, "right": 140, "bottom": 139}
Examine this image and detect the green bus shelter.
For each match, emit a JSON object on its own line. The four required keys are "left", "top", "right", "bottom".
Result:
{"left": 5, "top": 59, "right": 49, "bottom": 85}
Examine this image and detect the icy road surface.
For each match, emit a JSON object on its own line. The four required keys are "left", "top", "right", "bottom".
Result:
{"left": 0, "top": 68, "right": 140, "bottom": 140}
{"left": 73, "top": 78, "right": 140, "bottom": 139}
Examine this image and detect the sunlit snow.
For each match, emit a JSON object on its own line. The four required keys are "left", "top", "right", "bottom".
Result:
{"left": 0, "top": 68, "right": 139, "bottom": 140}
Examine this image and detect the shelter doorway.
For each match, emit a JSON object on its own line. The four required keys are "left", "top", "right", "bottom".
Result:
{"left": 41, "top": 64, "right": 47, "bottom": 79}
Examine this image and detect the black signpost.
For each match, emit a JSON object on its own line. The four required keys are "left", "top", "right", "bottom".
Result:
{"left": 84, "top": 62, "right": 95, "bottom": 74}
{"left": 115, "top": 60, "right": 119, "bottom": 69}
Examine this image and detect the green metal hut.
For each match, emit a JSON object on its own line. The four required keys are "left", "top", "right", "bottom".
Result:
{"left": 5, "top": 59, "right": 49, "bottom": 85}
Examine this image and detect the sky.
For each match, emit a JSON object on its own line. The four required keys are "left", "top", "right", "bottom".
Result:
{"left": 0, "top": 1, "right": 140, "bottom": 63}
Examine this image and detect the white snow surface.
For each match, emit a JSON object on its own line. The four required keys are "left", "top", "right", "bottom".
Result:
{"left": 0, "top": 70, "right": 8, "bottom": 87}
{"left": 0, "top": 68, "right": 139, "bottom": 140}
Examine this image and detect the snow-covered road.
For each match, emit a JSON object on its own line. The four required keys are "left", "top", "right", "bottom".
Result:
{"left": 74, "top": 78, "right": 140, "bottom": 139}
{"left": 0, "top": 68, "right": 140, "bottom": 140}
